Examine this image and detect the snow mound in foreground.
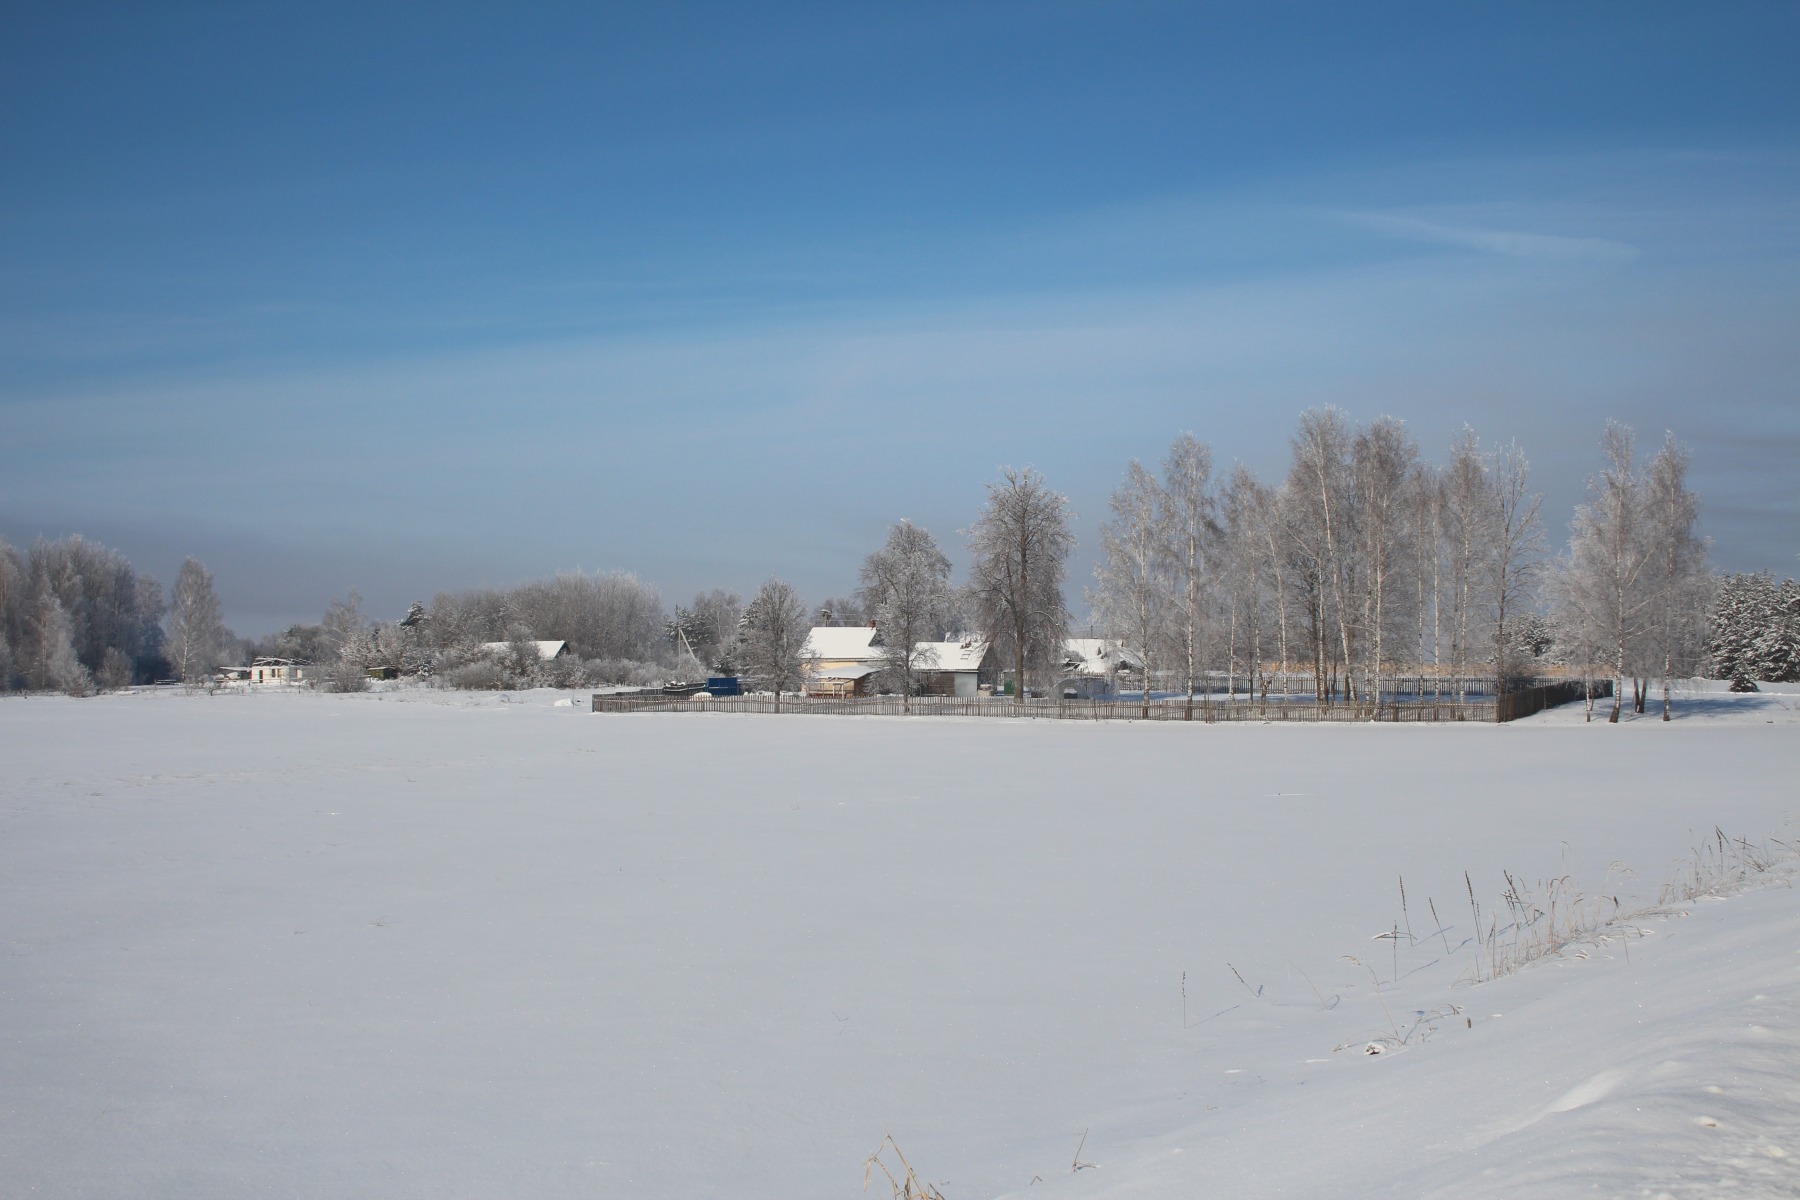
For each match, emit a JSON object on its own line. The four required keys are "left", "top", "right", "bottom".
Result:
{"left": 1017, "top": 872, "right": 1800, "bottom": 1199}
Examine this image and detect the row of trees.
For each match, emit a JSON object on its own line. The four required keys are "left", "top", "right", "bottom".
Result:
{"left": 1706, "top": 572, "right": 1800, "bottom": 688}
{"left": 1086, "top": 413, "right": 1710, "bottom": 722}
{"left": 249, "top": 573, "right": 692, "bottom": 692}
{"left": 1557, "top": 424, "right": 1709, "bottom": 720}
{"left": 0, "top": 537, "right": 174, "bottom": 693}
{"left": 359, "top": 411, "right": 1718, "bottom": 722}
{"left": 2, "top": 413, "right": 1774, "bottom": 717}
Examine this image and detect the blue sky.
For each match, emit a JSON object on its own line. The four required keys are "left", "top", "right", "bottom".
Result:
{"left": 3, "top": 3, "right": 1797, "bottom": 633}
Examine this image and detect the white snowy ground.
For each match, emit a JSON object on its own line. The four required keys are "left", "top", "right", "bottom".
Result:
{"left": 1, "top": 686, "right": 1795, "bottom": 1198}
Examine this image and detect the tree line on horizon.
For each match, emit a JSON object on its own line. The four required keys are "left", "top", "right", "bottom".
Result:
{"left": 3, "top": 409, "right": 1794, "bottom": 719}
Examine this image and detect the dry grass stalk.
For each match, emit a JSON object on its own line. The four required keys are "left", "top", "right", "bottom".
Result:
{"left": 864, "top": 1134, "right": 946, "bottom": 1200}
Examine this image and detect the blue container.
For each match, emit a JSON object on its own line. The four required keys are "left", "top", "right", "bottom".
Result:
{"left": 705, "top": 676, "right": 742, "bottom": 696}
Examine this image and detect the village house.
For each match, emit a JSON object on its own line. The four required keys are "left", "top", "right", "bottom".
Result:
{"left": 800, "top": 624, "right": 883, "bottom": 698}
{"left": 215, "top": 657, "right": 310, "bottom": 686}
{"left": 801, "top": 626, "right": 1001, "bottom": 699}
{"left": 913, "top": 638, "right": 997, "bottom": 698}
{"left": 1059, "top": 638, "right": 1142, "bottom": 699}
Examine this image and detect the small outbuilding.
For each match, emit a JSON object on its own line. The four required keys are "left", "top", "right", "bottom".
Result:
{"left": 913, "top": 638, "right": 997, "bottom": 698}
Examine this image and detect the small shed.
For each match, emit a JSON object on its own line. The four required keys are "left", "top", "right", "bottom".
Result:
{"left": 914, "top": 638, "right": 997, "bottom": 698}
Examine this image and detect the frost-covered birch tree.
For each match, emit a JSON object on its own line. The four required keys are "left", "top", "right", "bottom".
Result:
{"left": 1560, "top": 422, "right": 1656, "bottom": 722}
{"left": 1286, "top": 408, "right": 1357, "bottom": 701}
{"left": 1158, "top": 433, "right": 1215, "bottom": 717}
{"left": 1352, "top": 417, "right": 1418, "bottom": 709}
{"left": 1091, "top": 461, "right": 1169, "bottom": 717}
{"left": 165, "top": 557, "right": 229, "bottom": 685}
{"left": 1642, "top": 433, "right": 1708, "bottom": 719}
{"left": 1220, "top": 465, "right": 1275, "bottom": 702}
{"left": 856, "top": 520, "right": 954, "bottom": 709}
{"left": 1407, "top": 463, "right": 1445, "bottom": 698}
{"left": 1486, "top": 440, "right": 1544, "bottom": 695}
{"left": 1441, "top": 428, "right": 1491, "bottom": 700}
{"left": 967, "top": 467, "right": 1074, "bottom": 704}
{"left": 24, "top": 575, "right": 90, "bottom": 694}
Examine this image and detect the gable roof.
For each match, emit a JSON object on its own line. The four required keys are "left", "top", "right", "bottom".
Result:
{"left": 803, "top": 626, "right": 881, "bottom": 661}
{"left": 913, "top": 638, "right": 990, "bottom": 671}
{"left": 478, "top": 639, "right": 569, "bottom": 660}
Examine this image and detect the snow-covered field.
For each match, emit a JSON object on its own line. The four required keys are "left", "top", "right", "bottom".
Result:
{"left": 2, "top": 687, "right": 1796, "bottom": 1198}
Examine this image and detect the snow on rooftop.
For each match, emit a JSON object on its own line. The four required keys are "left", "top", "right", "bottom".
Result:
{"left": 802, "top": 625, "right": 880, "bottom": 661}
{"left": 1063, "top": 636, "right": 1141, "bottom": 674}
{"left": 476, "top": 639, "right": 567, "bottom": 660}
{"left": 912, "top": 638, "right": 988, "bottom": 671}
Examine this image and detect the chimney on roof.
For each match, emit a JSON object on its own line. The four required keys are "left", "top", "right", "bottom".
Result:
{"left": 867, "top": 619, "right": 877, "bottom": 629}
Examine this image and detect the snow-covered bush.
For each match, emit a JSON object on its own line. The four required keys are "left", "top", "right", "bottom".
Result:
{"left": 539, "top": 654, "right": 589, "bottom": 689}
{"left": 320, "top": 658, "right": 371, "bottom": 693}
{"left": 97, "top": 648, "right": 133, "bottom": 691}
{"left": 440, "top": 659, "right": 512, "bottom": 690}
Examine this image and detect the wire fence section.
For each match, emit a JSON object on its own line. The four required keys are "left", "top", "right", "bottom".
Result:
{"left": 590, "top": 693, "right": 1505, "bottom": 722}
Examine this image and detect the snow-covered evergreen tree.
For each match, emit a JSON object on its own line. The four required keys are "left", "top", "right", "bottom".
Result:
{"left": 1707, "top": 572, "right": 1800, "bottom": 686}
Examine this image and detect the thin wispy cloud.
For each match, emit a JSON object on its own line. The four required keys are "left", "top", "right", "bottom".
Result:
{"left": 1334, "top": 210, "right": 1641, "bottom": 262}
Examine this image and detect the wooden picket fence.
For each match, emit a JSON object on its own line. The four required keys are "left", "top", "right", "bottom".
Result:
{"left": 591, "top": 693, "right": 1503, "bottom": 722}
{"left": 1493, "top": 678, "right": 1613, "bottom": 722}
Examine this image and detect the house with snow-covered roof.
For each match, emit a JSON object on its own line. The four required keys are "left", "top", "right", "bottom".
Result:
{"left": 1059, "top": 637, "right": 1141, "bottom": 699}
{"left": 801, "top": 625, "right": 1000, "bottom": 698}
{"left": 802, "top": 623, "right": 885, "bottom": 697}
